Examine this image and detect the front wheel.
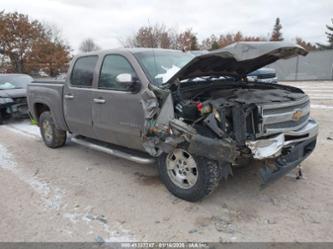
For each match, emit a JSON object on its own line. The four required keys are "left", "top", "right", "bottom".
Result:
{"left": 158, "top": 148, "right": 221, "bottom": 202}
{"left": 39, "top": 111, "right": 66, "bottom": 148}
{"left": 0, "top": 108, "right": 5, "bottom": 125}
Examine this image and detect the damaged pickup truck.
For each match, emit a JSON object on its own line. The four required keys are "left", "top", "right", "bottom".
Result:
{"left": 27, "top": 42, "right": 318, "bottom": 202}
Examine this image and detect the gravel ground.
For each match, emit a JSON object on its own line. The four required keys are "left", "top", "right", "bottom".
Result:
{"left": 0, "top": 81, "right": 332, "bottom": 242}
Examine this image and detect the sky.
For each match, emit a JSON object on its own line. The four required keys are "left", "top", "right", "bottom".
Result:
{"left": 1, "top": 0, "right": 333, "bottom": 52}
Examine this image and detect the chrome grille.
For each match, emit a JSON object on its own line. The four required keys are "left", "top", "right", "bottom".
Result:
{"left": 260, "top": 97, "right": 310, "bottom": 136}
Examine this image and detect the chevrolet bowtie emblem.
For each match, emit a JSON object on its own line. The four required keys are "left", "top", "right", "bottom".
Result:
{"left": 292, "top": 110, "right": 303, "bottom": 121}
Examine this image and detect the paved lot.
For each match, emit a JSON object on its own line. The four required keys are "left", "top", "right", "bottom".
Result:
{"left": 0, "top": 81, "right": 332, "bottom": 242}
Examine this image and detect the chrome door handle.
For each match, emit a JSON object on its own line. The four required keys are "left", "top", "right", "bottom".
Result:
{"left": 93, "top": 98, "right": 106, "bottom": 104}
{"left": 64, "top": 94, "right": 74, "bottom": 100}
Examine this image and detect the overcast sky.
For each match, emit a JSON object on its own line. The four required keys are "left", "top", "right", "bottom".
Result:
{"left": 2, "top": 0, "right": 333, "bottom": 52}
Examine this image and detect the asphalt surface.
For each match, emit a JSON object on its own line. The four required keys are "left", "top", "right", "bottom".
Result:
{"left": 0, "top": 81, "right": 332, "bottom": 242}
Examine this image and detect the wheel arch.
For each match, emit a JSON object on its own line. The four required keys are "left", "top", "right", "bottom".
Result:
{"left": 34, "top": 103, "right": 50, "bottom": 122}
{"left": 31, "top": 100, "right": 68, "bottom": 131}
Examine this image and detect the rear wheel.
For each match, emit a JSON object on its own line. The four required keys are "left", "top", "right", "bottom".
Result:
{"left": 158, "top": 148, "right": 220, "bottom": 202}
{"left": 0, "top": 108, "right": 5, "bottom": 125}
{"left": 39, "top": 111, "right": 66, "bottom": 148}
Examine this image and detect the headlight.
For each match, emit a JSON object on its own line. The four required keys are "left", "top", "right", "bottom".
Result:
{"left": 247, "top": 75, "right": 258, "bottom": 82}
{"left": 0, "top": 97, "right": 14, "bottom": 104}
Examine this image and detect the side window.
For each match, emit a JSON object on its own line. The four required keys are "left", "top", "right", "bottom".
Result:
{"left": 71, "top": 56, "right": 98, "bottom": 87}
{"left": 99, "top": 54, "right": 137, "bottom": 91}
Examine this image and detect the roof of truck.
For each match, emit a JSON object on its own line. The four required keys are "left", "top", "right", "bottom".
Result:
{"left": 76, "top": 47, "right": 184, "bottom": 57}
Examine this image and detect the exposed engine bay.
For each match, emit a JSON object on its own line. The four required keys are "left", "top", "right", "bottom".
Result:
{"left": 140, "top": 79, "right": 316, "bottom": 184}
{"left": 171, "top": 80, "right": 306, "bottom": 146}
{"left": 142, "top": 79, "right": 307, "bottom": 161}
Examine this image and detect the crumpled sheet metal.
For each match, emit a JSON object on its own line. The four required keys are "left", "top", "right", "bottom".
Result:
{"left": 246, "top": 133, "right": 284, "bottom": 160}
{"left": 140, "top": 88, "right": 159, "bottom": 120}
{"left": 188, "top": 134, "right": 237, "bottom": 163}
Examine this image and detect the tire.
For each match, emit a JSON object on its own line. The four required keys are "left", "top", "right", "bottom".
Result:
{"left": 0, "top": 108, "right": 5, "bottom": 125}
{"left": 158, "top": 148, "right": 221, "bottom": 202}
{"left": 39, "top": 111, "right": 66, "bottom": 148}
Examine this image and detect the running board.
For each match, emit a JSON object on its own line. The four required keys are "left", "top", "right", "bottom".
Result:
{"left": 71, "top": 136, "right": 156, "bottom": 164}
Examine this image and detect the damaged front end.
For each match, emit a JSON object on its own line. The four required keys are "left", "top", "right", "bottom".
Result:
{"left": 246, "top": 117, "right": 318, "bottom": 185}
{"left": 0, "top": 96, "right": 28, "bottom": 123}
{"left": 140, "top": 85, "right": 238, "bottom": 160}
{"left": 139, "top": 41, "right": 318, "bottom": 186}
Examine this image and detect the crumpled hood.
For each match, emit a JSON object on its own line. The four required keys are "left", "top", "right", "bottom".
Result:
{"left": 0, "top": 88, "right": 26, "bottom": 98}
{"left": 166, "top": 42, "right": 307, "bottom": 85}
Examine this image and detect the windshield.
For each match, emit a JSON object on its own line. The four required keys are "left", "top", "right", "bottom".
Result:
{"left": 134, "top": 50, "right": 194, "bottom": 86}
{"left": 0, "top": 74, "right": 33, "bottom": 90}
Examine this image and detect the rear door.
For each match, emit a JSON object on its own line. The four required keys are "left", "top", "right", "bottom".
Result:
{"left": 92, "top": 53, "right": 145, "bottom": 150}
{"left": 64, "top": 55, "right": 98, "bottom": 138}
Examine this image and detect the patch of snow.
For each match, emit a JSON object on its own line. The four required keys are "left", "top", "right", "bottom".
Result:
{"left": 4, "top": 120, "right": 40, "bottom": 139}
{"left": 1, "top": 126, "right": 134, "bottom": 241}
{"left": 155, "top": 65, "right": 180, "bottom": 83}
{"left": 0, "top": 143, "right": 64, "bottom": 210}
{"left": 311, "top": 104, "right": 333, "bottom": 109}
{"left": 63, "top": 210, "right": 135, "bottom": 242}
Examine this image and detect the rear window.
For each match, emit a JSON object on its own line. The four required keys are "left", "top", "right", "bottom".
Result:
{"left": 71, "top": 56, "right": 98, "bottom": 87}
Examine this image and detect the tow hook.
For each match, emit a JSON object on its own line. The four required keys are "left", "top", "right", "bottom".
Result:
{"left": 296, "top": 165, "right": 303, "bottom": 180}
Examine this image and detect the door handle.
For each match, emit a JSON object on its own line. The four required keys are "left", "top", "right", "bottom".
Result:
{"left": 64, "top": 94, "right": 74, "bottom": 100}
{"left": 93, "top": 98, "right": 106, "bottom": 104}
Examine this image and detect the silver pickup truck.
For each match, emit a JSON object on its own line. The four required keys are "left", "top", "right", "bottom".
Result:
{"left": 27, "top": 42, "right": 318, "bottom": 202}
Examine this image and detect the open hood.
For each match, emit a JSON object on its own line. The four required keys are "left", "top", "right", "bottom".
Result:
{"left": 166, "top": 42, "right": 307, "bottom": 85}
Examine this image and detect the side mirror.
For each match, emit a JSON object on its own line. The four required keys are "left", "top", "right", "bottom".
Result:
{"left": 116, "top": 73, "right": 133, "bottom": 83}
{"left": 116, "top": 73, "right": 141, "bottom": 93}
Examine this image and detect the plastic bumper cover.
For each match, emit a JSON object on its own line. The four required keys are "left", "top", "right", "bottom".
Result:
{"left": 246, "top": 118, "right": 318, "bottom": 160}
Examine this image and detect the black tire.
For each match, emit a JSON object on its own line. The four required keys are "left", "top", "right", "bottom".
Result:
{"left": 39, "top": 111, "right": 66, "bottom": 148}
{"left": 158, "top": 150, "right": 221, "bottom": 202}
{"left": 0, "top": 108, "right": 5, "bottom": 125}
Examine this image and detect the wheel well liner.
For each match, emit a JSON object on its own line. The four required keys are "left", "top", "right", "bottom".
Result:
{"left": 34, "top": 103, "right": 50, "bottom": 121}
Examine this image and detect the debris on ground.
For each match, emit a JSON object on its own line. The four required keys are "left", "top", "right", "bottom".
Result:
{"left": 213, "top": 216, "right": 235, "bottom": 234}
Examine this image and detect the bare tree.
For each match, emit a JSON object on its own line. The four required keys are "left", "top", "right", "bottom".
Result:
{"left": 79, "top": 38, "right": 101, "bottom": 52}
{"left": 201, "top": 32, "right": 266, "bottom": 50}
{"left": 175, "top": 29, "right": 198, "bottom": 51}
{"left": 125, "top": 24, "right": 172, "bottom": 48}
{"left": 123, "top": 24, "right": 199, "bottom": 51}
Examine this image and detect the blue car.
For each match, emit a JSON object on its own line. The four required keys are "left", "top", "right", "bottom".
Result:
{"left": 247, "top": 67, "right": 278, "bottom": 84}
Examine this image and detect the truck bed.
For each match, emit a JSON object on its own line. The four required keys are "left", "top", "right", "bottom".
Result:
{"left": 27, "top": 80, "right": 67, "bottom": 130}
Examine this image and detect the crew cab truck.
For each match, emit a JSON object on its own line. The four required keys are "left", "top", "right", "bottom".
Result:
{"left": 27, "top": 42, "right": 319, "bottom": 202}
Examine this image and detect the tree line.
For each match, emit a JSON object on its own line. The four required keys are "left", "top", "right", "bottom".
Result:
{"left": 123, "top": 18, "right": 333, "bottom": 51}
{"left": 0, "top": 11, "right": 70, "bottom": 76}
{"left": 0, "top": 10, "right": 332, "bottom": 77}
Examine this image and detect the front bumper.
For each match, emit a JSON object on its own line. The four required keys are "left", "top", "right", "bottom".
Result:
{"left": 260, "top": 136, "right": 317, "bottom": 185}
{"left": 246, "top": 118, "right": 318, "bottom": 160}
{"left": 246, "top": 118, "right": 318, "bottom": 185}
{"left": 0, "top": 97, "right": 28, "bottom": 119}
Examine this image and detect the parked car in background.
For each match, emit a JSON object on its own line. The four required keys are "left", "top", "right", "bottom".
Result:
{"left": 247, "top": 67, "right": 278, "bottom": 83}
{"left": 0, "top": 74, "right": 33, "bottom": 124}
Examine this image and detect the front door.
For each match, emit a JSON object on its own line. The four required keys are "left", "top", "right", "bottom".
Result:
{"left": 92, "top": 54, "right": 145, "bottom": 150}
{"left": 64, "top": 55, "right": 98, "bottom": 138}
